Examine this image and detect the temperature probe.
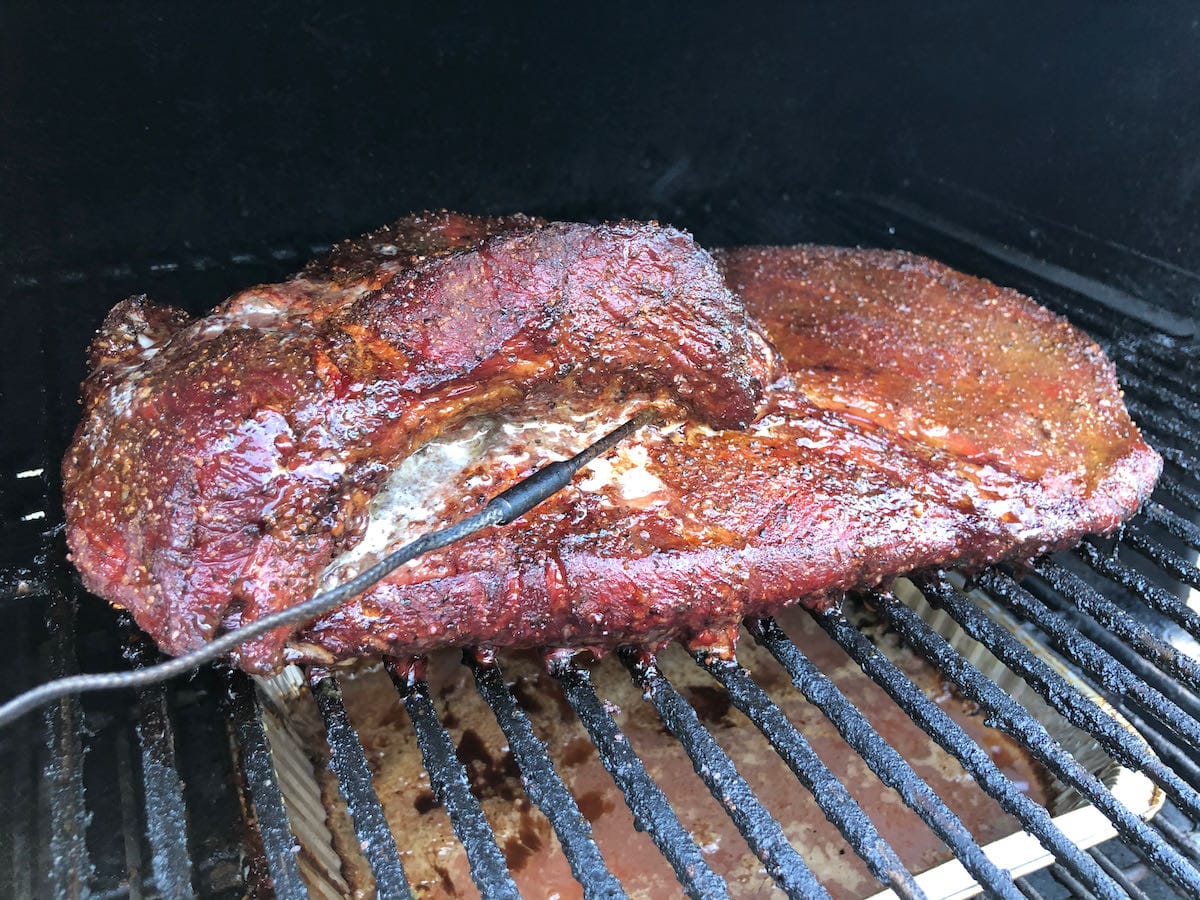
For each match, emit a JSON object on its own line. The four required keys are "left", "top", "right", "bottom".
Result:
{"left": 0, "top": 408, "right": 657, "bottom": 727}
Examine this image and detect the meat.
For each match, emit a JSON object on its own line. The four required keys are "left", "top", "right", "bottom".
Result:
{"left": 721, "top": 245, "right": 1147, "bottom": 491}
{"left": 62, "top": 215, "right": 1161, "bottom": 673}
{"left": 63, "top": 215, "right": 774, "bottom": 671}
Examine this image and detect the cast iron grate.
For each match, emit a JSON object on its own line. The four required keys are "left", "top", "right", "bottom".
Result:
{"left": 1, "top": 193, "right": 1198, "bottom": 898}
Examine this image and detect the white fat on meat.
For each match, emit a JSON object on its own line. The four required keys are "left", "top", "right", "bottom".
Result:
{"left": 320, "top": 400, "right": 661, "bottom": 587}
{"left": 578, "top": 443, "right": 670, "bottom": 503}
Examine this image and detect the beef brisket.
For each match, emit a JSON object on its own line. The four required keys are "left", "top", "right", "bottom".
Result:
{"left": 62, "top": 216, "right": 1160, "bottom": 672}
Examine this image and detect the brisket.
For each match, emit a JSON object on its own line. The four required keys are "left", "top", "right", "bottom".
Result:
{"left": 62, "top": 216, "right": 1160, "bottom": 672}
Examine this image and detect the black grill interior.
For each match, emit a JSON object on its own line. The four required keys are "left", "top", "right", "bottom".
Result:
{"left": 1, "top": 189, "right": 1198, "bottom": 898}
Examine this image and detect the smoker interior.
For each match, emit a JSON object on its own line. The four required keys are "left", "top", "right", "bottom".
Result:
{"left": 1, "top": 189, "right": 1198, "bottom": 899}
{"left": 4, "top": 6, "right": 1200, "bottom": 897}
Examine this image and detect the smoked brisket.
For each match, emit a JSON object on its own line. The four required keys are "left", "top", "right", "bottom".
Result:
{"left": 62, "top": 215, "right": 1160, "bottom": 672}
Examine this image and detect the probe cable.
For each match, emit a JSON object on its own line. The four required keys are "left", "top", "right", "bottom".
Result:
{"left": 0, "top": 409, "right": 656, "bottom": 728}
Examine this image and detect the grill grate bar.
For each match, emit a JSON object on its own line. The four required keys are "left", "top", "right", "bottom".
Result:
{"left": 745, "top": 616, "right": 1019, "bottom": 899}
{"left": 114, "top": 729, "right": 146, "bottom": 900}
{"left": 1128, "top": 337, "right": 1200, "bottom": 374}
{"left": 1166, "top": 441, "right": 1200, "bottom": 475}
{"left": 1115, "top": 331, "right": 1197, "bottom": 363}
{"left": 1157, "top": 472, "right": 1200, "bottom": 515}
{"left": 44, "top": 584, "right": 92, "bottom": 898}
{"left": 134, "top": 683, "right": 196, "bottom": 898}
{"left": 1076, "top": 541, "right": 1200, "bottom": 643}
{"left": 224, "top": 670, "right": 308, "bottom": 898}
{"left": 1117, "top": 352, "right": 1199, "bottom": 402}
{"left": 1089, "top": 849, "right": 1156, "bottom": 900}
{"left": 872, "top": 591, "right": 1200, "bottom": 896}
{"left": 1140, "top": 419, "right": 1200, "bottom": 465}
{"left": 1128, "top": 399, "right": 1200, "bottom": 456}
{"left": 1121, "top": 372, "right": 1200, "bottom": 429}
{"left": 1121, "top": 708, "right": 1200, "bottom": 795}
{"left": 549, "top": 660, "right": 729, "bottom": 900}
{"left": 1157, "top": 467, "right": 1200, "bottom": 513}
{"left": 1125, "top": 525, "right": 1200, "bottom": 590}
{"left": 979, "top": 568, "right": 1200, "bottom": 756}
{"left": 1114, "top": 371, "right": 1200, "bottom": 440}
{"left": 387, "top": 666, "right": 520, "bottom": 900}
{"left": 921, "top": 573, "right": 1200, "bottom": 821}
{"left": 308, "top": 669, "right": 412, "bottom": 899}
{"left": 1049, "top": 862, "right": 1094, "bottom": 898}
{"left": 2, "top": 697, "right": 34, "bottom": 897}
{"left": 1015, "top": 878, "right": 1047, "bottom": 900}
{"left": 1159, "top": 445, "right": 1200, "bottom": 482}
{"left": 467, "top": 654, "right": 623, "bottom": 899}
{"left": 619, "top": 649, "right": 837, "bottom": 900}
{"left": 1033, "top": 558, "right": 1200, "bottom": 698}
{"left": 1031, "top": 577, "right": 1200, "bottom": 733}
{"left": 812, "top": 609, "right": 1121, "bottom": 897}
{"left": 1153, "top": 818, "right": 1200, "bottom": 867}
{"left": 1142, "top": 502, "right": 1200, "bottom": 552}
{"left": 697, "top": 649, "right": 944, "bottom": 895}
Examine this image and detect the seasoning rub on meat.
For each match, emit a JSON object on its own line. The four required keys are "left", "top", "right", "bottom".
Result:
{"left": 62, "top": 214, "right": 1160, "bottom": 672}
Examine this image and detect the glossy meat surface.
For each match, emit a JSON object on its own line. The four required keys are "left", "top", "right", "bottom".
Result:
{"left": 720, "top": 245, "right": 1144, "bottom": 488}
{"left": 63, "top": 215, "right": 773, "bottom": 671}
{"left": 63, "top": 219, "right": 1160, "bottom": 671}
{"left": 294, "top": 247, "right": 1159, "bottom": 664}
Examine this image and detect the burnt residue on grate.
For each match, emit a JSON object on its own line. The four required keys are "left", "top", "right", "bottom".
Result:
{"left": 290, "top": 604, "right": 1058, "bottom": 898}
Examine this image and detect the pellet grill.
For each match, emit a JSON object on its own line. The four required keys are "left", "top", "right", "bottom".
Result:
{"left": 2, "top": 5, "right": 1199, "bottom": 898}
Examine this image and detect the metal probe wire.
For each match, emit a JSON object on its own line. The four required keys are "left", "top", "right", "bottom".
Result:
{"left": 0, "top": 408, "right": 658, "bottom": 728}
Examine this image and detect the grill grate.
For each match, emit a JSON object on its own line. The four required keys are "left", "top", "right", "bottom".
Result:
{"left": 1033, "top": 559, "right": 1200, "bottom": 696}
{"left": 921, "top": 572, "right": 1200, "bottom": 822}
{"left": 813, "top": 604, "right": 1119, "bottom": 896}
{"left": 1, "top": 193, "right": 1198, "bottom": 898}
{"left": 551, "top": 661, "right": 730, "bottom": 899}
{"left": 390, "top": 664, "right": 521, "bottom": 899}
{"left": 697, "top": 647, "right": 919, "bottom": 896}
{"left": 134, "top": 677, "right": 194, "bottom": 896}
{"left": 307, "top": 670, "right": 411, "bottom": 896}
{"left": 227, "top": 670, "right": 308, "bottom": 895}
{"left": 712, "top": 625, "right": 1019, "bottom": 897}
{"left": 622, "top": 649, "right": 830, "bottom": 898}
{"left": 467, "top": 654, "right": 624, "bottom": 898}
{"left": 877, "top": 584, "right": 1199, "bottom": 895}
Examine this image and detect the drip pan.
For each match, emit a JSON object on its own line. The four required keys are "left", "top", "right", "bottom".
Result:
{"left": 864, "top": 578, "right": 1163, "bottom": 899}
{"left": 246, "top": 576, "right": 1162, "bottom": 899}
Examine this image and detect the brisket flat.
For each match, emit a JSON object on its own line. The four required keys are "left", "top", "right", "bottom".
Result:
{"left": 62, "top": 216, "right": 1160, "bottom": 672}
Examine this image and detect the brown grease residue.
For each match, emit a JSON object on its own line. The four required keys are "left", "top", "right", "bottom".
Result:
{"left": 455, "top": 729, "right": 522, "bottom": 802}
{"left": 684, "top": 685, "right": 734, "bottom": 725}
{"left": 502, "top": 813, "right": 549, "bottom": 873}
{"left": 577, "top": 789, "right": 615, "bottom": 823}
{"left": 561, "top": 737, "right": 594, "bottom": 767}
{"left": 508, "top": 675, "right": 546, "bottom": 715}
{"left": 322, "top": 602, "right": 1054, "bottom": 899}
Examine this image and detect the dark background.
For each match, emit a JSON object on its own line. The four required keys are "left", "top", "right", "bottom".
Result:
{"left": 2, "top": 2, "right": 1198, "bottom": 278}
